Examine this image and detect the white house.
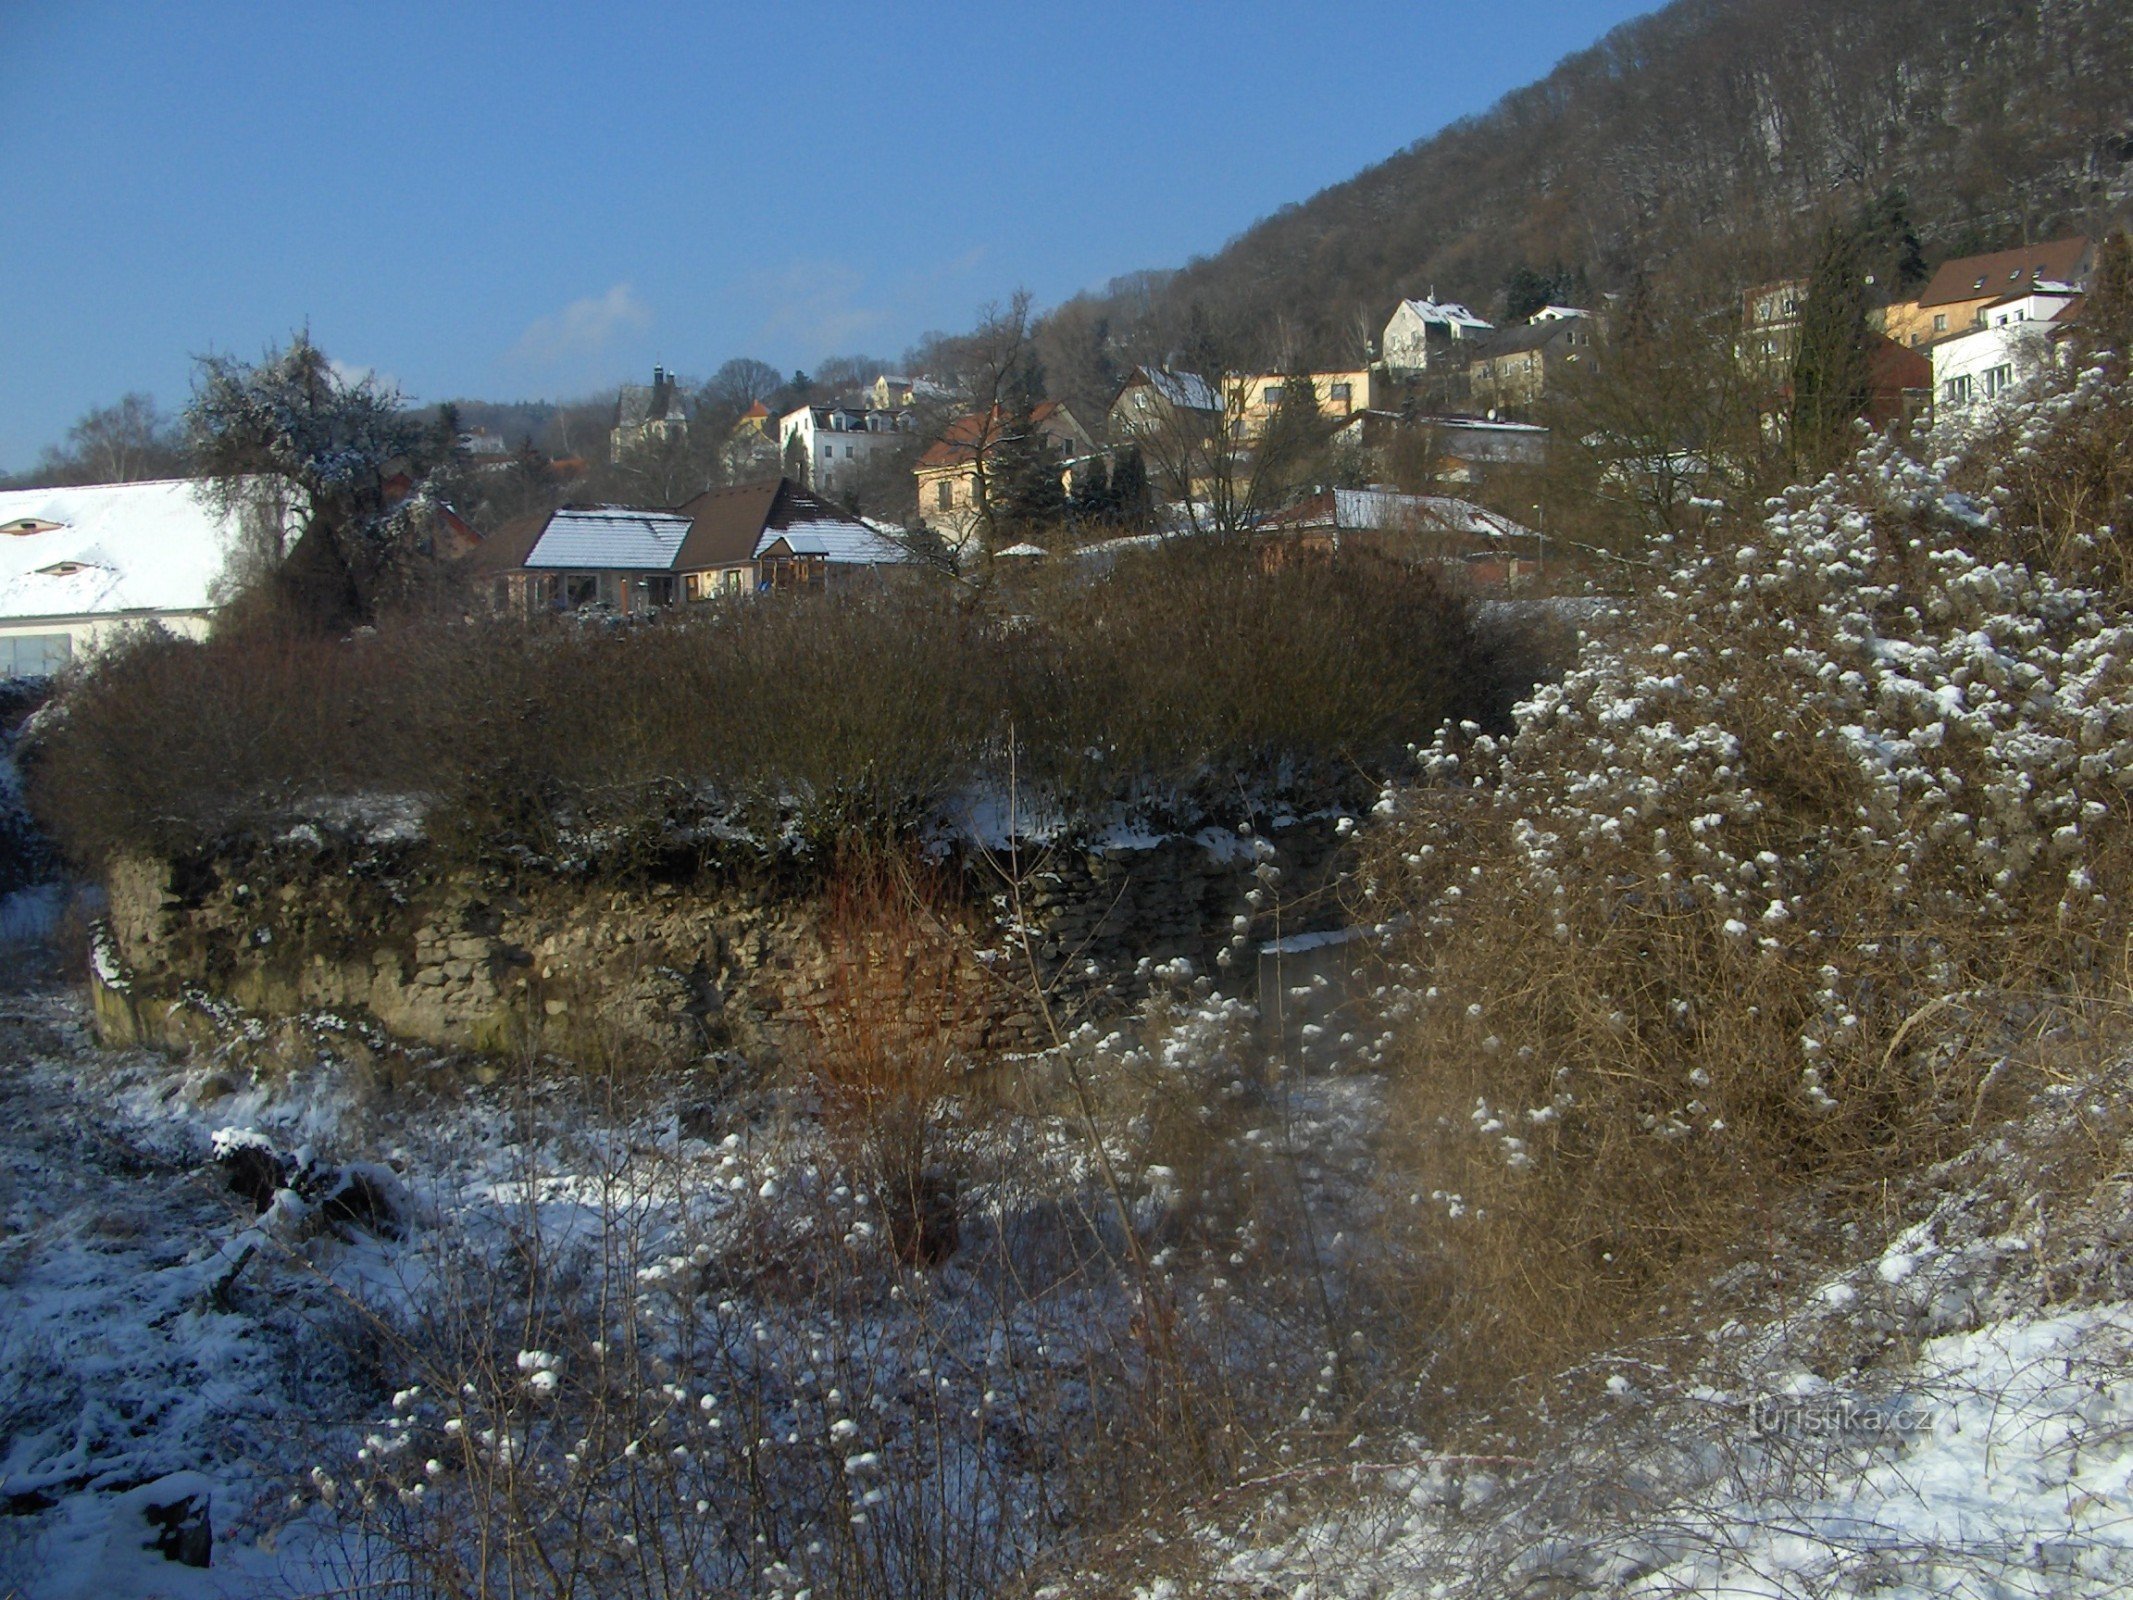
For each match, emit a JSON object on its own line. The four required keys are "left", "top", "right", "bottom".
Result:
{"left": 1930, "top": 286, "right": 2079, "bottom": 412}
{"left": 0, "top": 479, "right": 237, "bottom": 676}
{"left": 1380, "top": 297, "right": 1494, "bottom": 376}
{"left": 777, "top": 404, "right": 909, "bottom": 495}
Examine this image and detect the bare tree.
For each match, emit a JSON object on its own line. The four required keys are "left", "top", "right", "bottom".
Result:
{"left": 25, "top": 393, "right": 185, "bottom": 486}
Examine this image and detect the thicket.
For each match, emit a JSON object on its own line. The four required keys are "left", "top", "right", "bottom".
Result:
{"left": 26, "top": 544, "right": 1527, "bottom": 872}
{"left": 1366, "top": 348, "right": 2133, "bottom": 1392}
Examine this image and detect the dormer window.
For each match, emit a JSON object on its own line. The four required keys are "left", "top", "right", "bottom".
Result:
{"left": 5, "top": 518, "right": 64, "bottom": 536}
{"left": 37, "top": 561, "right": 91, "bottom": 576}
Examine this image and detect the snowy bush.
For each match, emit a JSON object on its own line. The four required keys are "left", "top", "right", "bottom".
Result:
{"left": 1368, "top": 363, "right": 2133, "bottom": 1369}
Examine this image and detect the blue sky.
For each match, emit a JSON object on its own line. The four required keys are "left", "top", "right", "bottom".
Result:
{"left": 0, "top": 1, "right": 1656, "bottom": 469}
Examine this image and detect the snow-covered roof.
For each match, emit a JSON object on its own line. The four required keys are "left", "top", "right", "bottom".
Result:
{"left": 1271, "top": 489, "right": 1533, "bottom": 541}
{"left": 1339, "top": 489, "right": 1529, "bottom": 539}
{"left": 522, "top": 507, "right": 693, "bottom": 570}
{"left": 756, "top": 517, "right": 911, "bottom": 565}
{"left": 1395, "top": 298, "right": 1493, "bottom": 334}
{"left": 1125, "top": 369, "right": 1220, "bottom": 413}
{"left": 0, "top": 479, "right": 235, "bottom": 624}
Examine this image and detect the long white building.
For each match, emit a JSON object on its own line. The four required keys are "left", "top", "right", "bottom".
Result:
{"left": 0, "top": 479, "right": 236, "bottom": 676}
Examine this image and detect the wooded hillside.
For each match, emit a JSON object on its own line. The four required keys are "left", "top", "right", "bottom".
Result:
{"left": 1071, "top": 0, "right": 2133, "bottom": 367}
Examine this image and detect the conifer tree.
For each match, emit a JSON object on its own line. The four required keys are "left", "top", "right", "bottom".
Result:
{"left": 1071, "top": 454, "right": 1113, "bottom": 528}
{"left": 1788, "top": 223, "right": 1875, "bottom": 474}
{"left": 1109, "top": 446, "right": 1153, "bottom": 530}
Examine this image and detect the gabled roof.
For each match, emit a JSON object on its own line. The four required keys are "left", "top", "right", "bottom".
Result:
{"left": 1917, "top": 236, "right": 2091, "bottom": 308}
{"left": 1392, "top": 297, "right": 1493, "bottom": 334}
{"left": 1117, "top": 368, "right": 1219, "bottom": 413}
{"left": 0, "top": 478, "right": 236, "bottom": 623}
{"left": 758, "top": 524, "right": 910, "bottom": 563}
{"left": 464, "top": 511, "right": 549, "bottom": 575}
{"left": 753, "top": 482, "right": 910, "bottom": 565}
{"left": 673, "top": 480, "right": 787, "bottom": 569}
{"left": 916, "top": 401, "right": 1077, "bottom": 471}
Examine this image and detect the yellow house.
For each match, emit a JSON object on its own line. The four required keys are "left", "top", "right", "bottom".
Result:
{"left": 1882, "top": 236, "right": 2092, "bottom": 349}
{"left": 1233, "top": 370, "right": 1381, "bottom": 438}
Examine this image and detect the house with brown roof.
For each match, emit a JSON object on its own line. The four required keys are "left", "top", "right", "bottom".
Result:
{"left": 1883, "top": 237, "right": 2092, "bottom": 348}
{"left": 913, "top": 401, "right": 1095, "bottom": 546}
{"left": 467, "top": 478, "right": 910, "bottom": 614}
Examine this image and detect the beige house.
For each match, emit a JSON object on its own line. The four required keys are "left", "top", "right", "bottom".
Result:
{"left": 914, "top": 401, "right": 1094, "bottom": 546}
{"left": 1883, "top": 236, "right": 2092, "bottom": 348}
{"left": 1468, "top": 309, "right": 1595, "bottom": 412}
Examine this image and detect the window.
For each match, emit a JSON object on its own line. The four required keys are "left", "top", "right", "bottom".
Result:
{"left": 846, "top": 446, "right": 855, "bottom": 458}
{"left": 1932, "top": 313, "right": 1947, "bottom": 333}
{"left": 936, "top": 480, "right": 953, "bottom": 511}
{"left": 563, "top": 574, "right": 599, "bottom": 609}
{"left": 1329, "top": 382, "right": 1352, "bottom": 403}
{"left": 642, "top": 574, "right": 677, "bottom": 607}
{"left": 1263, "top": 385, "right": 1283, "bottom": 406}
{"left": 0, "top": 633, "right": 72, "bottom": 678}
{"left": 1985, "top": 363, "right": 2015, "bottom": 397}
{"left": 1942, "top": 374, "right": 1973, "bottom": 406}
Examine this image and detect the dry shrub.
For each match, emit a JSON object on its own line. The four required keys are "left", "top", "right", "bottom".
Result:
{"left": 1365, "top": 373, "right": 2133, "bottom": 1391}
{"left": 26, "top": 546, "right": 1510, "bottom": 873}
{"left": 802, "top": 851, "right": 987, "bottom": 1265}
{"left": 1947, "top": 356, "right": 2133, "bottom": 593}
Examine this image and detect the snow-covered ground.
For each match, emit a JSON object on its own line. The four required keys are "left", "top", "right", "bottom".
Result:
{"left": 0, "top": 946, "right": 1393, "bottom": 1599}
{"left": 0, "top": 965, "right": 367, "bottom": 1598}
{"left": 1149, "top": 1065, "right": 2133, "bottom": 1600}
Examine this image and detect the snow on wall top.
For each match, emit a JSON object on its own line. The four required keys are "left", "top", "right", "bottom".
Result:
{"left": 523, "top": 507, "right": 693, "bottom": 571}
{"left": 0, "top": 479, "right": 236, "bottom": 624}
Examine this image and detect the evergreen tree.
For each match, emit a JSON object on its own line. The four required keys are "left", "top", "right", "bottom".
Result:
{"left": 1071, "top": 454, "right": 1113, "bottom": 528}
{"left": 1260, "top": 372, "right": 1327, "bottom": 504}
{"left": 1109, "top": 446, "right": 1153, "bottom": 530}
{"left": 991, "top": 394, "right": 1066, "bottom": 545}
{"left": 1788, "top": 223, "right": 1875, "bottom": 474}
{"left": 1859, "top": 187, "right": 1928, "bottom": 295}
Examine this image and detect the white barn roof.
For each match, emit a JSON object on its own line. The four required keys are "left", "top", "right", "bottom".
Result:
{"left": 0, "top": 479, "right": 234, "bottom": 624}
{"left": 523, "top": 507, "right": 693, "bottom": 570}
